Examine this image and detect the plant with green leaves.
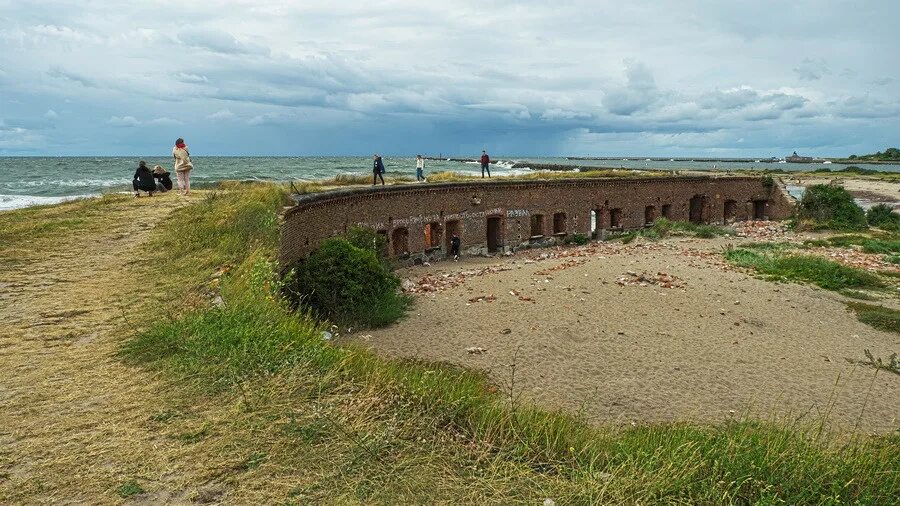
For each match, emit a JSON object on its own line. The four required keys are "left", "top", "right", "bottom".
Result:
{"left": 284, "top": 238, "right": 410, "bottom": 328}
{"left": 796, "top": 184, "right": 867, "bottom": 231}
{"left": 866, "top": 204, "right": 900, "bottom": 231}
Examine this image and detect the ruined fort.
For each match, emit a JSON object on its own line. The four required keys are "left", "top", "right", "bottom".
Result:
{"left": 279, "top": 176, "right": 794, "bottom": 266}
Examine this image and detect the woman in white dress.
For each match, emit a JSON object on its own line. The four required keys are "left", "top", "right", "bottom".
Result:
{"left": 172, "top": 137, "right": 193, "bottom": 195}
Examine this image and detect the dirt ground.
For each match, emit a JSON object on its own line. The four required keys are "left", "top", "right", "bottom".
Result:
{"left": 0, "top": 194, "right": 210, "bottom": 503}
{"left": 348, "top": 236, "right": 900, "bottom": 433}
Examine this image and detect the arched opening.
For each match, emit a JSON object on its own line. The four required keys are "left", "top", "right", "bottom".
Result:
{"left": 530, "top": 214, "right": 545, "bottom": 237}
{"left": 391, "top": 227, "right": 409, "bottom": 256}
{"left": 424, "top": 222, "right": 443, "bottom": 250}
{"left": 644, "top": 205, "right": 656, "bottom": 225}
{"left": 609, "top": 208, "right": 623, "bottom": 228}
{"left": 723, "top": 200, "right": 737, "bottom": 222}
{"left": 445, "top": 220, "right": 460, "bottom": 254}
{"left": 553, "top": 212, "right": 567, "bottom": 235}
{"left": 661, "top": 204, "right": 672, "bottom": 220}
{"left": 689, "top": 195, "right": 707, "bottom": 224}
{"left": 487, "top": 216, "right": 503, "bottom": 253}
{"left": 753, "top": 200, "right": 768, "bottom": 220}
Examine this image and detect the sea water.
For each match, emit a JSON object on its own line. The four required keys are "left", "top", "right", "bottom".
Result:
{"left": 1, "top": 156, "right": 897, "bottom": 211}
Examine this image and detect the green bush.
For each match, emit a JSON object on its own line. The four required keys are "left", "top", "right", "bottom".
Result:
{"left": 866, "top": 204, "right": 900, "bottom": 231}
{"left": 344, "top": 225, "right": 388, "bottom": 259}
{"left": 285, "top": 238, "right": 410, "bottom": 327}
{"left": 570, "top": 233, "right": 590, "bottom": 245}
{"left": 796, "top": 185, "right": 867, "bottom": 231}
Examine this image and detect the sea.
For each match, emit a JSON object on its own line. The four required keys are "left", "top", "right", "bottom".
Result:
{"left": 1, "top": 156, "right": 898, "bottom": 211}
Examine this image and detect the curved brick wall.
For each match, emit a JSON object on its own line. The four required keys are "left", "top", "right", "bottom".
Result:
{"left": 279, "top": 176, "right": 793, "bottom": 266}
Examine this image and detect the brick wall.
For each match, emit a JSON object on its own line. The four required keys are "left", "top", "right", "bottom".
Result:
{"left": 279, "top": 176, "right": 794, "bottom": 266}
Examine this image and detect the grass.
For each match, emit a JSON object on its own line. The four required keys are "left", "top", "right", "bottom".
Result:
{"left": 724, "top": 247, "right": 885, "bottom": 291}
{"left": 803, "top": 233, "right": 900, "bottom": 255}
{"left": 116, "top": 480, "right": 145, "bottom": 498}
{"left": 115, "top": 183, "right": 900, "bottom": 503}
{"left": 846, "top": 302, "right": 900, "bottom": 335}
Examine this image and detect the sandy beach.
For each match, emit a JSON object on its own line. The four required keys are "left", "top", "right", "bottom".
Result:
{"left": 347, "top": 234, "right": 900, "bottom": 433}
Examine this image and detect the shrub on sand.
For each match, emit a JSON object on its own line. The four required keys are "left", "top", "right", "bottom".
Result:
{"left": 866, "top": 203, "right": 900, "bottom": 231}
{"left": 796, "top": 184, "right": 867, "bottom": 231}
{"left": 284, "top": 238, "right": 410, "bottom": 328}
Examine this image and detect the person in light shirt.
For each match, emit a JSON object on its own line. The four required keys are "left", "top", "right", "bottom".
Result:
{"left": 415, "top": 154, "right": 425, "bottom": 182}
{"left": 172, "top": 137, "right": 194, "bottom": 195}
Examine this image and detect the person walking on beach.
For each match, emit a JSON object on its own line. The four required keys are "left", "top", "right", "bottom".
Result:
{"left": 172, "top": 137, "right": 193, "bottom": 196}
{"left": 132, "top": 160, "right": 156, "bottom": 197}
{"left": 480, "top": 150, "right": 491, "bottom": 178}
{"left": 373, "top": 154, "right": 385, "bottom": 185}
{"left": 152, "top": 165, "right": 173, "bottom": 192}
{"left": 415, "top": 154, "right": 425, "bottom": 182}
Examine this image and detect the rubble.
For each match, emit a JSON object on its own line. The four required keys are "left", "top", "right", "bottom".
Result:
{"left": 732, "top": 220, "right": 791, "bottom": 239}
{"left": 465, "top": 346, "right": 487, "bottom": 354}
{"left": 616, "top": 271, "right": 685, "bottom": 289}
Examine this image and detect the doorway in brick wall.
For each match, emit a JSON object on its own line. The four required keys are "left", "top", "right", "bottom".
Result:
{"left": 445, "top": 220, "right": 460, "bottom": 253}
{"left": 487, "top": 216, "right": 503, "bottom": 253}
{"left": 689, "top": 195, "right": 706, "bottom": 224}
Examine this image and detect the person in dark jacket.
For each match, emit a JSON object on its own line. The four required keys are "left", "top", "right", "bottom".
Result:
{"left": 480, "top": 150, "right": 491, "bottom": 178}
{"left": 133, "top": 160, "right": 156, "bottom": 196}
{"left": 152, "top": 165, "right": 173, "bottom": 192}
{"left": 373, "top": 154, "right": 385, "bottom": 185}
{"left": 450, "top": 233, "right": 461, "bottom": 260}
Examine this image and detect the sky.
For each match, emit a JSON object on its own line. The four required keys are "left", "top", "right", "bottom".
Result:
{"left": 0, "top": 0, "right": 898, "bottom": 157}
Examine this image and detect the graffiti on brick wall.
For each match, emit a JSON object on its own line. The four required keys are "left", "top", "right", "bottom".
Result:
{"left": 362, "top": 208, "right": 530, "bottom": 230}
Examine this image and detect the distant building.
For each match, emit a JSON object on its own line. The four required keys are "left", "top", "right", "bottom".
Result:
{"left": 786, "top": 151, "right": 814, "bottom": 163}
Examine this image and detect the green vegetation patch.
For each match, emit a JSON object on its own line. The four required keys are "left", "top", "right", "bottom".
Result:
{"left": 846, "top": 302, "right": 900, "bottom": 335}
{"left": 866, "top": 203, "right": 900, "bottom": 232}
{"left": 796, "top": 184, "right": 868, "bottom": 231}
{"left": 724, "top": 248, "right": 884, "bottom": 291}
{"left": 116, "top": 480, "right": 145, "bottom": 498}
{"left": 283, "top": 238, "right": 411, "bottom": 328}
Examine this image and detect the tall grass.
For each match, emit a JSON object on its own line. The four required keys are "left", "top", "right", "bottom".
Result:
{"left": 120, "top": 183, "right": 900, "bottom": 503}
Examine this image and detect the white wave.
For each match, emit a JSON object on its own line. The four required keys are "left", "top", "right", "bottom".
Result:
{"left": 0, "top": 178, "right": 130, "bottom": 188}
{"left": 0, "top": 194, "right": 96, "bottom": 211}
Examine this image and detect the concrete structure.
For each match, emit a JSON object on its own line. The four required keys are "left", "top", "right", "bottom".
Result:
{"left": 279, "top": 176, "right": 793, "bottom": 267}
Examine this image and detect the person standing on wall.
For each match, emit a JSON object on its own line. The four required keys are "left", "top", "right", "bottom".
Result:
{"left": 373, "top": 154, "right": 385, "bottom": 185}
{"left": 172, "top": 137, "right": 193, "bottom": 196}
{"left": 415, "top": 154, "right": 426, "bottom": 182}
{"left": 480, "top": 150, "right": 491, "bottom": 178}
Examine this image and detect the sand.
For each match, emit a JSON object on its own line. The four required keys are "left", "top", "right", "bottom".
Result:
{"left": 348, "top": 236, "right": 900, "bottom": 433}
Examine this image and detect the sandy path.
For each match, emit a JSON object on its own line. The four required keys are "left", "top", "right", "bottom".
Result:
{"left": 350, "top": 238, "right": 900, "bottom": 433}
{"left": 0, "top": 195, "right": 200, "bottom": 503}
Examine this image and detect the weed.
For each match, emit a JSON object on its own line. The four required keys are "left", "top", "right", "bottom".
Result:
{"left": 846, "top": 350, "right": 900, "bottom": 376}
{"left": 570, "top": 233, "right": 590, "bottom": 245}
{"left": 116, "top": 480, "right": 144, "bottom": 498}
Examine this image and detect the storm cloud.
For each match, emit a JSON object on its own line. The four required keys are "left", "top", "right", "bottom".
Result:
{"left": 0, "top": 0, "right": 897, "bottom": 156}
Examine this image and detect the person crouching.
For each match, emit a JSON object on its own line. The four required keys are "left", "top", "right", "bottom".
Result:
{"left": 133, "top": 161, "right": 156, "bottom": 197}
{"left": 152, "top": 165, "right": 173, "bottom": 192}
